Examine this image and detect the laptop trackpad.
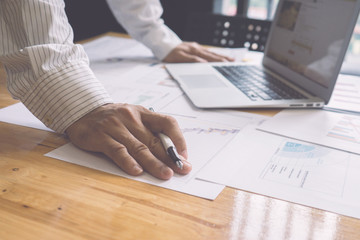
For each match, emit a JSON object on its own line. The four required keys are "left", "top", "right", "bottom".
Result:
{"left": 179, "top": 74, "right": 227, "bottom": 89}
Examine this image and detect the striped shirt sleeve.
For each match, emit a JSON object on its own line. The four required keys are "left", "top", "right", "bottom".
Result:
{"left": 0, "top": 0, "right": 113, "bottom": 133}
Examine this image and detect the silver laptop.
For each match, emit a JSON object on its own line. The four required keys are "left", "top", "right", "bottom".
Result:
{"left": 166, "top": 0, "right": 360, "bottom": 109}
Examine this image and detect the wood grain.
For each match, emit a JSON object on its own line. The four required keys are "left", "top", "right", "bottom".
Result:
{"left": 0, "top": 33, "right": 359, "bottom": 240}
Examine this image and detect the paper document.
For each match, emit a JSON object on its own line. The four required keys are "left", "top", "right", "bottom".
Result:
{"left": 45, "top": 113, "right": 250, "bottom": 200}
{"left": 0, "top": 103, "right": 52, "bottom": 132}
{"left": 45, "top": 107, "right": 267, "bottom": 199}
{"left": 82, "top": 36, "right": 157, "bottom": 76}
{"left": 257, "top": 109, "right": 360, "bottom": 155}
{"left": 46, "top": 143, "right": 224, "bottom": 200}
{"left": 325, "top": 74, "right": 360, "bottom": 114}
{"left": 197, "top": 127, "right": 360, "bottom": 218}
{"left": 95, "top": 64, "right": 183, "bottom": 110}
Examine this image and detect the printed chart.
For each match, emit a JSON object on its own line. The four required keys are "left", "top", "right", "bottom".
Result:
{"left": 326, "top": 74, "right": 360, "bottom": 113}
{"left": 197, "top": 126, "right": 360, "bottom": 218}
{"left": 260, "top": 141, "right": 349, "bottom": 196}
{"left": 327, "top": 114, "right": 360, "bottom": 144}
{"left": 177, "top": 116, "right": 241, "bottom": 181}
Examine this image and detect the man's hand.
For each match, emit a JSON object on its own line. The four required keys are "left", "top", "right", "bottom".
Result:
{"left": 65, "top": 103, "right": 192, "bottom": 180}
{"left": 163, "top": 42, "right": 235, "bottom": 63}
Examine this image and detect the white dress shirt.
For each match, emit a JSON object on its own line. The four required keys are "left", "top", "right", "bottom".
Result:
{"left": 0, "top": 0, "right": 182, "bottom": 133}
{"left": 106, "top": 0, "right": 182, "bottom": 60}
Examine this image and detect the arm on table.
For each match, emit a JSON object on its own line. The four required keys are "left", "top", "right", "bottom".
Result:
{"left": 0, "top": 0, "right": 190, "bottom": 180}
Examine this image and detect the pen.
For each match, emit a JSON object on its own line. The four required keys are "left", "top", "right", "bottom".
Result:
{"left": 149, "top": 107, "right": 184, "bottom": 169}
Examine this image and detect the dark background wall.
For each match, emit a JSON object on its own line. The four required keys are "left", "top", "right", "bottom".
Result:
{"left": 64, "top": 0, "right": 213, "bottom": 42}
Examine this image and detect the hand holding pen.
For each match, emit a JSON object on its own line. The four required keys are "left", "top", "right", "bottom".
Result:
{"left": 149, "top": 107, "right": 184, "bottom": 169}
{"left": 67, "top": 104, "right": 191, "bottom": 180}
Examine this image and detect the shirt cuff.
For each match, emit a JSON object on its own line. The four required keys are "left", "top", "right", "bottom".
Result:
{"left": 20, "top": 61, "right": 113, "bottom": 133}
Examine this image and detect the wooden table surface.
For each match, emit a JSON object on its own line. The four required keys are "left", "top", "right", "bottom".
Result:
{"left": 1, "top": 33, "right": 360, "bottom": 240}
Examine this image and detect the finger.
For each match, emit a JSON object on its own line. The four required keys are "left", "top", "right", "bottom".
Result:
{"left": 142, "top": 110, "right": 188, "bottom": 160}
{"left": 184, "top": 42, "right": 235, "bottom": 62}
{"left": 102, "top": 137, "right": 144, "bottom": 176}
{"left": 117, "top": 111, "right": 192, "bottom": 175}
{"left": 207, "top": 51, "right": 235, "bottom": 62}
{"left": 162, "top": 153, "right": 192, "bottom": 175}
{"left": 135, "top": 128, "right": 192, "bottom": 175}
{"left": 191, "top": 47, "right": 233, "bottom": 62}
{"left": 108, "top": 126, "right": 174, "bottom": 180}
{"left": 144, "top": 132, "right": 192, "bottom": 175}
{"left": 173, "top": 51, "right": 208, "bottom": 63}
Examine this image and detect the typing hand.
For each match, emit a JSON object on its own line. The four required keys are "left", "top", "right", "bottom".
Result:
{"left": 163, "top": 42, "right": 235, "bottom": 63}
{"left": 65, "top": 103, "right": 192, "bottom": 180}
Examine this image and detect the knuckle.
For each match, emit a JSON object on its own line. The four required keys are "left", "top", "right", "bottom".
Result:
{"left": 148, "top": 136, "right": 161, "bottom": 150}
{"left": 111, "top": 144, "right": 127, "bottom": 156}
{"left": 163, "top": 115, "right": 178, "bottom": 126}
{"left": 189, "top": 42, "right": 199, "bottom": 50}
{"left": 116, "top": 104, "right": 138, "bottom": 121}
{"left": 136, "top": 105, "right": 147, "bottom": 112}
{"left": 131, "top": 143, "right": 149, "bottom": 157}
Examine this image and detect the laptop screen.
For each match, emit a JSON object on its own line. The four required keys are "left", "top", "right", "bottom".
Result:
{"left": 265, "top": 0, "right": 358, "bottom": 89}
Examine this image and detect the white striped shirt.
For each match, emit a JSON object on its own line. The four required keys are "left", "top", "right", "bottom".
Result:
{"left": 0, "top": 0, "right": 181, "bottom": 133}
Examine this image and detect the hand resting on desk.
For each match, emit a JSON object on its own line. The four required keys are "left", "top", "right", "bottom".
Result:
{"left": 65, "top": 103, "right": 192, "bottom": 180}
{"left": 163, "top": 42, "right": 235, "bottom": 63}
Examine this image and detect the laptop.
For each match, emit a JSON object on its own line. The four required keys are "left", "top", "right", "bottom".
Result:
{"left": 165, "top": 0, "right": 360, "bottom": 109}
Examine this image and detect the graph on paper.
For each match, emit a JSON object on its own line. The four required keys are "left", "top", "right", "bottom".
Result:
{"left": 182, "top": 127, "right": 240, "bottom": 136}
{"left": 326, "top": 74, "right": 360, "bottom": 113}
{"left": 327, "top": 114, "right": 360, "bottom": 144}
{"left": 176, "top": 116, "right": 241, "bottom": 182}
{"left": 260, "top": 141, "right": 349, "bottom": 196}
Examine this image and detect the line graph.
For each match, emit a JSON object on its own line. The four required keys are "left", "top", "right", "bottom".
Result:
{"left": 327, "top": 115, "right": 360, "bottom": 144}
{"left": 182, "top": 127, "right": 240, "bottom": 136}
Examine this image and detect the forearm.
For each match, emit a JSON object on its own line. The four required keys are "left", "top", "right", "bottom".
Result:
{"left": 0, "top": 0, "right": 113, "bottom": 133}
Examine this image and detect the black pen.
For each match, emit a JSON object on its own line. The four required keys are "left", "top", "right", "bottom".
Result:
{"left": 149, "top": 107, "right": 184, "bottom": 169}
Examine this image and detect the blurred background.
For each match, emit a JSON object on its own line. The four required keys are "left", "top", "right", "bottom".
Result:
{"left": 64, "top": 0, "right": 360, "bottom": 75}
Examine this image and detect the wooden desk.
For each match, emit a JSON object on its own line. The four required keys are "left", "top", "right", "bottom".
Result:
{"left": 1, "top": 33, "right": 359, "bottom": 240}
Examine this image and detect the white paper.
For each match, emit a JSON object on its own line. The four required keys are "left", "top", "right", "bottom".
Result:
{"left": 95, "top": 64, "right": 183, "bottom": 110}
{"left": 326, "top": 74, "right": 360, "bottom": 114}
{"left": 82, "top": 36, "right": 157, "bottom": 76}
{"left": 45, "top": 143, "right": 224, "bottom": 200}
{"left": 46, "top": 113, "right": 251, "bottom": 200}
{"left": 197, "top": 127, "right": 360, "bottom": 218}
{"left": 0, "top": 102, "right": 52, "bottom": 132}
{"left": 257, "top": 109, "right": 360, "bottom": 155}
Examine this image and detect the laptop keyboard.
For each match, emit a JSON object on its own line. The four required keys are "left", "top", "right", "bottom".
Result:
{"left": 213, "top": 65, "right": 307, "bottom": 101}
